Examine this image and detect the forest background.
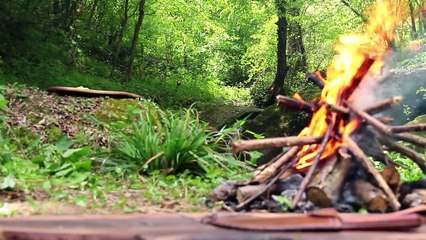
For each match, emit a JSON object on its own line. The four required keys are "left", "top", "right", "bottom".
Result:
{"left": 3, "top": 0, "right": 424, "bottom": 108}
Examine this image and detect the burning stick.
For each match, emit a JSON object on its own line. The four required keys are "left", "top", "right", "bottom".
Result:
{"left": 306, "top": 72, "right": 325, "bottom": 89}
{"left": 232, "top": 136, "right": 322, "bottom": 153}
{"left": 363, "top": 96, "right": 403, "bottom": 115}
{"left": 276, "top": 95, "right": 317, "bottom": 112}
{"left": 346, "top": 137, "right": 401, "bottom": 211}
{"left": 342, "top": 58, "right": 375, "bottom": 100}
{"left": 346, "top": 101, "right": 392, "bottom": 135}
{"left": 326, "top": 104, "right": 349, "bottom": 115}
{"left": 391, "top": 124, "right": 426, "bottom": 133}
{"left": 292, "top": 123, "right": 334, "bottom": 207}
{"left": 252, "top": 146, "right": 300, "bottom": 183}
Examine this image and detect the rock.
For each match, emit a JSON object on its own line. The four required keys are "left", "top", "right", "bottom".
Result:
{"left": 407, "top": 114, "right": 426, "bottom": 125}
{"left": 194, "top": 103, "right": 262, "bottom": 129}
{"left": 244, "top": 104, "right": 310, "bottom": 138}
{"left": 244, "top": 104, "right": 311, "bottom": 165}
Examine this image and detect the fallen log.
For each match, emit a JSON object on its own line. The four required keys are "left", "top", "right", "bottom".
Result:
{"left": 48, "top": 86, "right": 142, "bottom": 99}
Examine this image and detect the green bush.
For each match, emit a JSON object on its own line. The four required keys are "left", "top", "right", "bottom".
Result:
{"left": 103, "top": 101, "right": 247, "bottom": 175}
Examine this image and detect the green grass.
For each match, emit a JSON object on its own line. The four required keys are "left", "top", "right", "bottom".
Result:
{"left": 0, "top": 83, "right": 425, "bottom": 216}
{"left": 0, "top": 88, "right": 253, "bottom": 215}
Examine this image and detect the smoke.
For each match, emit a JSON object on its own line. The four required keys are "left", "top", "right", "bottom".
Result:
{"left": 373, "top": 48, "right": 426, "bottom": 124}
{"left": 351, "top": 47, "right": 426, "bottom": 124}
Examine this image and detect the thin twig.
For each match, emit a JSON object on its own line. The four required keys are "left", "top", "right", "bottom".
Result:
{"left": 364, "top": 96, "right": 403, "bottom": 115}
{"left": 140, "top": 152, "right": 164, "bottom": 171}
{"left": 379, "top": 136, "right": 426, "bottom": 174}
{"left": 391, "top": 124, "right": 426, "bottom": 133}
{"left": 394, "top": 133, "right": 426, "bottom": 148}
{"left": 235, "top": 157, "right": 299, "bottom": 211}
{"left": 292, "top": 124, "right": 333, "bottom": 207}
{"left": 276, "top": 95, "right": 317, "bottom": 112}
{"left": 346, "top": 138, "right": 401, "bottom": 211}
{"left": 252, "top": 146, "right": 301, "bottom": 183}
{"left": 326, "top": 103, "right": 349, "bottom": 115}
{"left": 346, "top": 101, "right": 393, "bottom": 135}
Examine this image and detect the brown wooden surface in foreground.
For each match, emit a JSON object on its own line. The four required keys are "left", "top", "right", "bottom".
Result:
{"left": 1, "top": 212, "right": 426, "bottom": 240}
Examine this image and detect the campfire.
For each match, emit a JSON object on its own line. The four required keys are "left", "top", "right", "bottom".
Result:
{"left": 208, "top": 0, "right": 426, "bottom": 213}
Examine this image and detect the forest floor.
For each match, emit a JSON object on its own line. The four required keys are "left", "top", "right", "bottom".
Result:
{"left": 0, "top": 85, "right": 241, "bottom": 216}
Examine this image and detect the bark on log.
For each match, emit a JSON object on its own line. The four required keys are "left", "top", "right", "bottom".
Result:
{"left": 393, "top": 133, "right": 426, "bottom": 148}
{"left": 252, "top": 146, "right": 300, "bottom": 183}
{"left": 306, "top": 153, "right": 352, "bottom": 207}
{"left": 306, "top": 72, "right": 325, "bottom": 89}
{"left": 380, "top": 165, "right": 401, "bottom": 192}
{"left": 353, "top": 179, "right": 389, "bottom": 213}
{"left": 364, "top": 96, "right": 403, "bottom": 115}
{"left": 237, "top": 184, "right": 268, "bottom": 204}
{"left": 401, "top": 189, "right": 426, "bottom": 208}
{"left": 346, "top": 137, "right": 400, "bottom": 211}
{"left": 232, "top": 136, "right": 322, "bottom": 153}
{"left": 391, "top": 124, "right": 426, "bottom": 133}
{"left": 346, "top": 102, "right": 392, "bottom": 135}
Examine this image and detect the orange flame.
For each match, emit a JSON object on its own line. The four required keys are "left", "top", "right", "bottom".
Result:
{"left": 294, "top": 0, "right": 405, "bottom": 171}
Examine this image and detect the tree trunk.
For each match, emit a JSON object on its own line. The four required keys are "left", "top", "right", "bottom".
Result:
{"left": 125, "top": 0, "right": 146, "bottom": 81}
{"left": 340, "top": 0, "right": 367, "bottom": 22}
{"left": 109, "top": 0, "right": 130, "bottom": 78}
{"left": 421, "top": 0, "right": 426, "bottom": 33}
{"left": 87, "top": 0, "right": 99, "bottom": 28}
{"left": 270, "top": 0, "right": 289, "bottom": 96}
{"left": 409, "top": 0, "right": 418, "bottom": 38}
{"left": 288, "top": 23, "right": 307, "bottom": 73}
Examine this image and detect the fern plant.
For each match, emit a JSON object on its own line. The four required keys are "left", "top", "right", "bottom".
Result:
{"left": 103, "top": 101, "right": 247, "bottom": 175}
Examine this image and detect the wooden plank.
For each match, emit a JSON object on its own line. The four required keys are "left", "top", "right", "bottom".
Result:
{"left": 0, "top": 213, "right": 426, "bottom": 240}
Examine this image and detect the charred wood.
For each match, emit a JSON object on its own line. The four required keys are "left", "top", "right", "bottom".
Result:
{"left": 306, "top": 154, "right": 352, "bottom": 207}
{"left": 353, "top": 179, "right": 388, "bottom": 213}
{"left": 306, "top": 72, "right": 325, "bottom": 89}
{"left": 235, "top": 157, "right": 300, "bottom": 210}
{"left": 292, "top": 120, "right": 334, "bottom": 207}
{"left": 345, "top": 137, "right": 400, "bottom": 210}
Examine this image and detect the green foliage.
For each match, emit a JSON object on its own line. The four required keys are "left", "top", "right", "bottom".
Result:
{"left": 103, "top": 101, "right": 248, "bottom": 175}
{"left": 390, "top": 151, "right": 426, "bottom": 182}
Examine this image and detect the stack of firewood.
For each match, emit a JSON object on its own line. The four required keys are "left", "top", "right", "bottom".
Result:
{"left": 208, "top": 70, "right": 426, "bottom": 213}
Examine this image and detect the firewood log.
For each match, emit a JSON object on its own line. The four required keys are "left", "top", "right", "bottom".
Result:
{"left": 306, "top": 154, "right": 352, "bottom": 207}
{"left": 353, "top": 179, "right": 388, "bottom": 213}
